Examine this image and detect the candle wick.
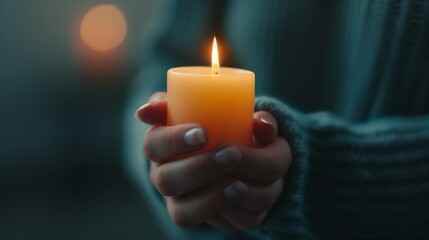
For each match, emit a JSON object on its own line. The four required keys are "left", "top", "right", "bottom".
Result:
{"left": 212, "top": 65, "right": 219, "bottom": 75}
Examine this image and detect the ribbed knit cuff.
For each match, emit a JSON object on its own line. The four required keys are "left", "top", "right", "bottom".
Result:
{"left": 252, "top": 96, "right": 308, "bottom": 239}
{"left": 252, "top": 97, "right": 429, "bottom": 239}
{"left": 294, "top": 111, "right": 429, "bottom": 239}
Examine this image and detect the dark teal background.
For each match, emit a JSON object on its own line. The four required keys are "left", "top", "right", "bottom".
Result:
{"left": 0, "top": 1, "right": 162, "bottom": 239}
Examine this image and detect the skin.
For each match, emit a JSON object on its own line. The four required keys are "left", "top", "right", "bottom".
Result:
{"left": 135, "top": 92, "right": 292, "bottom": 231}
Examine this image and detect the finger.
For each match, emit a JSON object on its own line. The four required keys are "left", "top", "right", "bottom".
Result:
{"left": 235, "top": 178, "right": 283, "bottom": 214}
{"left": 220, "top": 205, "right": 267, "bottom": 231}
{"left": 148, "top": 91, "right": 167, "bottom": 103}
{"left": 253, "top": 111, "right": 278, "bottom": 145}
{"left": 165, "top": 179, "right": 248, "bottom": 228}
{"left": 234, "top": 138, "right": 292, "bottom": 184}
{"left": 205, "top": 216, "right": 241, "bottom": 232}
{"left": 135, "top": 92, "right": 167, "bottom": 125}
{"left": 143, "top": 124, "right": 207, "bottom": 163}
{"left": 150, "top": 146, "right": 242, "bottom": 196}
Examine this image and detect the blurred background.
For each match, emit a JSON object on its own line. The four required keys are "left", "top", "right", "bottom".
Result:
{"left": 0, "top": 1, "right": 161, "bottom": 239}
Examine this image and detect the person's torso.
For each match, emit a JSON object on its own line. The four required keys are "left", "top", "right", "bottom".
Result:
{"left": 224, "top": 0, "right": 429, "bottom": 121}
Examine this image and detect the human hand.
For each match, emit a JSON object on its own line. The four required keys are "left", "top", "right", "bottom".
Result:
{"left": 136, "top": 92, "right": 292, "bottom": 231}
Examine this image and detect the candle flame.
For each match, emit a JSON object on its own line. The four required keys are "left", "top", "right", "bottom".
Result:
{"left": 211, "top": 37, "right": 220, "bottom": 74}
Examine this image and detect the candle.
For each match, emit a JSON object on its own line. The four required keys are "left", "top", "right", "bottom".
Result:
{"left": 167, "top": 37, "right": 255, "bottom": 154}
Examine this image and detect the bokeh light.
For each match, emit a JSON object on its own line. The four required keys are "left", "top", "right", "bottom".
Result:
{"left": 80, "top": 4, "right": 127, "bottom": 52}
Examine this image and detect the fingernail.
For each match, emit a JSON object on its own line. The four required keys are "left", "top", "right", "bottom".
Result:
{"left": 261, "top": 117, "right": 274, "bottom": 126}
{"left": 214, "top": 146, "right": 241, "bottom": 167}
{"left": 184, "top": 128, "right": 206, "bottom": 146}
{"left": 149, "top": 96, "right": 163, "bottom": 103}
{"left": 223, "top": 181, "right": 248, "bottom": 200}
{"left": 135, "top": 103, "right": 151, "bottom": 118}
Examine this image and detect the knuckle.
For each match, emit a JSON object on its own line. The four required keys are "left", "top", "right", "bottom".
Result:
{"left": 195, "top": 153, "right": 212, "bottom": 179}
{"left": 240, "top": 152, "right": 252, "bottom": 171}
{"left": 167, "top": 127, "right": 180, "bottom": 154}
{"left": 203, "top": 194, "right": 224, "bottom": 215}
{"left": 266, "top": 151, "right": 288, "bottom": 183}
{"left": 143, "top": 128, "right": 158, "bottom": 161}
{"left": 143, "top": 143, "right": 156, "bottom": 161}
{"left": 154, "top": 166, "right": 174, "bottom": 196}
{"left": 149, "top": 166, "right": 156, "bottom": 185}
{"left": 203, "top": 196, "right": 217, "bottom": 215}
{"left": 167, "top": 201, "right": 191, "bottom": 228}
{"left": 261, "top": 155, "right": 283, "bottom": 184}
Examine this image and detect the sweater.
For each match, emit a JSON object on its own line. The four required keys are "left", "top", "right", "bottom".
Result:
{"left": 123, "top": 0, "right": 429, "bottom": 239}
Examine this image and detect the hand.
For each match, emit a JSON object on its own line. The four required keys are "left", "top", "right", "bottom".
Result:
{"left": 136, "top": 92, "right": 292, "bottom": 231}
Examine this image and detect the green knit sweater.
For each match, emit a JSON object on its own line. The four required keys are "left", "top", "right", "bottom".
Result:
{"left": 124, "top": 0, "right": 429, "bottom": 239}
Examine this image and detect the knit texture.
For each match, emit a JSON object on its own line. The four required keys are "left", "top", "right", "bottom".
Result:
{"left": 252, "top": 97, "right": 306, "bottom": 239}
{"left": 254, "top": 97, "right": 429, "bottom": 239}
{"left": 123, "top": 0, "right": 429, "bottom": 239}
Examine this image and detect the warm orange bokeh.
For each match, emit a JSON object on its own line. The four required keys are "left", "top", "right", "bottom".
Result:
{"left": 80, "top": 4, "right": 127, "bottom": 52}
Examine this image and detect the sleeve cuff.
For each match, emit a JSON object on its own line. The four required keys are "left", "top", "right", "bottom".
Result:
{"left": 253, "top": 96, "right": 308, "bottom": 238}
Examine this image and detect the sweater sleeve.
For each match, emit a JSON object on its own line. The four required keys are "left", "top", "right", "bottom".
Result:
{"left": 253, "top": 97, "right": 429, "bottom": 239}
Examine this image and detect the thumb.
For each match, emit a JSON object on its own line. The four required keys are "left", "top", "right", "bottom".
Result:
{"left": 135, "top": 92, "right": 167, "bottom": 125}
{"left": 253, "top": 111, "right": 278, "bottom": 145}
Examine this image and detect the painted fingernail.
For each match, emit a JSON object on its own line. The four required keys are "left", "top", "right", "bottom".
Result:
{"left": 223, "top": 181, "right": 248, "bottom": 200}
{"left": 135, "top": 103, "right": 151, "bottom": 118}
{"left": 184, "top": 128, "right": 206, "bottom": 146}
{"left": 149, "top": 96, "right": 163, "bottom": 103}
{"left": 214, "top": 146, "right": 241, "bottom": 167}
{"left": 261, "top": 117, "right": 274, "bottom": 126}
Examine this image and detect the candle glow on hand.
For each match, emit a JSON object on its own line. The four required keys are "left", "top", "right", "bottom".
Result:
{"left": 211, "top": 37, "right": 220, "bottom": 74}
